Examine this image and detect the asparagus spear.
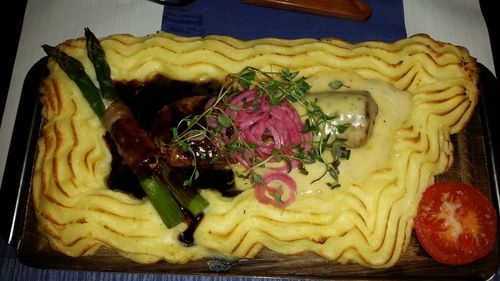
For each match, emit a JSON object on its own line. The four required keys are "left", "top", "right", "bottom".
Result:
{"left": 42, "top": 45, "right": 105, "bottom": 117}
{"left": 82, "top": 29, "right": 209, "bottom": 218}
{"left": 42, "top": 30, "right": 209, "bottom": 228}
{"left": 84, "top": 27, "right": 118, "bottom": 103}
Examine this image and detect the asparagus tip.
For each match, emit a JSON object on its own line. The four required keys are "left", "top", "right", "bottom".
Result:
{"left": 84, "top": 27, "right": 97, "bottom": 41}
{"left": 42, "top": 44, "right": 55, "bottom": 56}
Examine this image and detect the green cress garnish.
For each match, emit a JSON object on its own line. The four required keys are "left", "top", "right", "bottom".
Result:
{"left": 171, "top": 67, "right": 351, "bottom": 188}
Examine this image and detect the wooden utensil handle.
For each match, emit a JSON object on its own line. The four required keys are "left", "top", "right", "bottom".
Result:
{"left": 241, "top": 0, "right": 372, "bottom": 22}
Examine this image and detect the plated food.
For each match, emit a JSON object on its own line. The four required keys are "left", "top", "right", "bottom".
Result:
{"left": 32, "top": 30, "right": 485, "bottom": 268}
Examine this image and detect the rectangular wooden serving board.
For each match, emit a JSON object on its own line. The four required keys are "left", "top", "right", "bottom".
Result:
{"left": 2, "top": 58, "right": 499, "bottom": 281}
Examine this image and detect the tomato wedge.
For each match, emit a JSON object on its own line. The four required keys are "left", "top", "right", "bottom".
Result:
{"left": 414, "top": 182, "right": 497, "bottom": 265}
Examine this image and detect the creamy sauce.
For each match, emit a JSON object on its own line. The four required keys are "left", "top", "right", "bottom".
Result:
{"left": 234, "top": 71, "right": 412, "bottom": 197}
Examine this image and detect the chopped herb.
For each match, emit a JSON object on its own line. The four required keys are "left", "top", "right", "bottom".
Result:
{"left": 249, "top": 101, "right": 261, "bottom": 111}
{"left": 171, "top": 127, "right": 179, "bottom": 138}
{"left": 299, "top": 166, "right": 309, "bottom": 175}
{"left": 217, "top": 114, "right": 232, "bottom": 128}
{"left": 209, "top": 155, "right": 220, "bottom": 164}
{"left": 327, "top": 182, "right": 341, "bottom": 189}
{"left": 238, "top": 70, "right": 256, "bottom": 87}
{"left": 336, "top": 124, "right": 350, "bottom": 134}
{"left": 328, "top": 80, "right": 344, "bottom": 90}
{"left": 228, "top": 104, "right": 240, "bottom": 112}
{"left": 252, "top": 174, "right": 264, "bottom": 184}
{"left": 274, "top": 192, "right": 283, "bottom": 205}
{"left": 281, "top": 69, "right": 299, "bottom": 80}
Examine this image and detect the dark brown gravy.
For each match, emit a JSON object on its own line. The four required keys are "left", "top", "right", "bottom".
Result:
{"left": 104, "top": 75, "right": 237, "bottom": 243}
{"left": 105, "top": 75, "right": 237, "bottom": 211}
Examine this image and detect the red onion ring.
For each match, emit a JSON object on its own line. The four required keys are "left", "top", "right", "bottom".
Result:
{"left": 254, "top": 172, "right": 297, "bottom": 208}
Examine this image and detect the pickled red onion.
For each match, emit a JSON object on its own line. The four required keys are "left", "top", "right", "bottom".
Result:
{"left": 211, "top": 89, "right": 311, "bottom": 208}
{"left": 254, "top": 172, "right": 297, "bottom": 208}
{"left": 222, "top": 89, "right": 312, "bottom": 167}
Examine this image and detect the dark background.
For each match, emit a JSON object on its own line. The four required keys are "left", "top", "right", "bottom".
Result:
{"left": 1, "top": 0, "right": 28, "bottom": 125}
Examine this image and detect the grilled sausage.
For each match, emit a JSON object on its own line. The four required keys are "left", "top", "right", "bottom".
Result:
{"left": 306, "top": 91, "right": 378, "bottom": 147}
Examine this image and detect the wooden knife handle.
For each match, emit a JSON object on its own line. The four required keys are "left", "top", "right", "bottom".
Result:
{"left": 241, "top": 0, "right": 372, "bottom": 22}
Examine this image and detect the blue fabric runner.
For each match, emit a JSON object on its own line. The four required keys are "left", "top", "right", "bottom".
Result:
{"left": 1, "top": 1, "right": 407, "bottom": 280}
{"left": 161, "top": 0, "right": 406, "bottom": 42}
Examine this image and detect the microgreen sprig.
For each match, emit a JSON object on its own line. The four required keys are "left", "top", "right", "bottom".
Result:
{"left": 169, "top": 67, "right": 351, "bottom": 188}
{"left": 236, "top": 67, "right": 311, "bottom": 105}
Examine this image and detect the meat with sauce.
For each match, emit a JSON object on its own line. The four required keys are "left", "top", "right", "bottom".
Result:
{"left": 306, "top": 90, "right": 378, "bottom": 147}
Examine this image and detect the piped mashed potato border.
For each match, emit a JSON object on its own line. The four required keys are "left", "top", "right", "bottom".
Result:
{"left": 32, "top": 33, "right": 479, "bottom": 268}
